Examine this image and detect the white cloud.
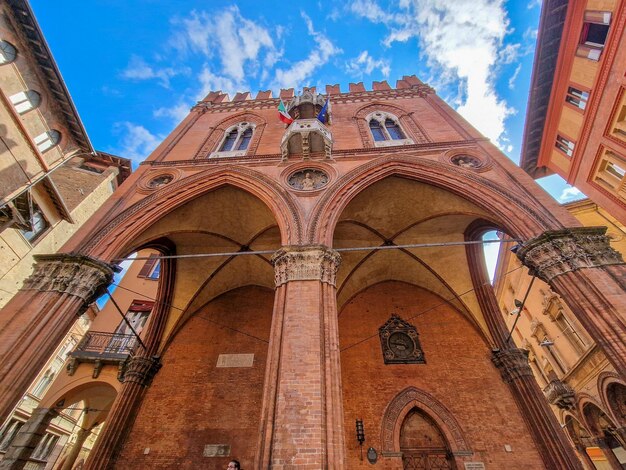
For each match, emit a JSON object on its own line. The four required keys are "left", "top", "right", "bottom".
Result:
{"left": 527, "top": 0, "right": 542, "bottom": 9}
{"left": 508, "top": 64, "right": 522, "bottom": 89}
{"left": 121, "top": 55, "right": 188, "bottom": 88}
{"left": 171, "top": 7, "right": 278, "bottom": 85}
{"left": 499, "top": 43, "right": 521, "bottom": 64}
{"left": 346, "top": 50, "right": 391, "bottom": 77}
{"left": 113, "top": 122, "right": 162, "bottom": 163}
{"left": 154, "top": 101, "right": 192, "bottom": 123}
{"left": 349, "top": 0, "right": 516, "bottom": 149}
{"left": 272, "top": 12, "right": 342, "bottom": 90}
{"left": 558, "top": 186, "right": 583, "bottom": 202}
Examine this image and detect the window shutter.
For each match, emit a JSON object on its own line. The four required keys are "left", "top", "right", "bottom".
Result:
{"left": 138, "top": 254, "right": 158, "bottom": 278}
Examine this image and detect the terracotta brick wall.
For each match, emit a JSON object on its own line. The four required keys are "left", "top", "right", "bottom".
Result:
{"left": 115, "top": 286, "right": 273, "bottom": 469}
{"left": 339, "top": 281, "right": 545, "bottom": 469}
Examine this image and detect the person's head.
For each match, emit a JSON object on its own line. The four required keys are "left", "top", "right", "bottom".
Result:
{"left": 227, "top": 460, "right": 240, "bottom": 470}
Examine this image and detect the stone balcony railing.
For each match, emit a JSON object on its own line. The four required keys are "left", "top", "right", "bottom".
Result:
{"left": 543, "top": 379, "right": 576, "bottom": 410}
{"left": 67, "top": 331, "right": 138, "bottom": 379}
{"left": 280, "top": 119, "right": 332, "bottom": 160}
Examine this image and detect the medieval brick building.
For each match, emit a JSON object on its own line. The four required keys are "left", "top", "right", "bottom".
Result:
{"left": 1, "top": 75, "right": 626, "bottom": 470}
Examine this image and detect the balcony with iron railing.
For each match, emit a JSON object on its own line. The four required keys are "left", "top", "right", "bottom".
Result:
{"left": 66, "top": 332, "right": 139, "bottom": 379}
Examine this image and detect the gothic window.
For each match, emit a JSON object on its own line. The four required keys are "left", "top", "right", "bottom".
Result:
{"left": 10, "top": 90, "right": 41, "bottom": 114}
{"left": 214, "top": 122, "right": 255, "bottom": 156}
{"left": 34, "top": 130, "right": 61, "bottom": 153}
{"left": 19, "top": 202, "right": 49, "bottom": 243}
{"left": 32, "top": 368, "right": 55, "bottom": 397}
{"left": 0, "top": 40, "right": 17, "bottom": 64}
{"left": 0, "top": 419, "right": 24, "bottom": 452}
{"left": 31, "top": 432, "right": 59, "bottom": 461}
{"left": 367, "top": 113, "right": 407, "bottom": 143}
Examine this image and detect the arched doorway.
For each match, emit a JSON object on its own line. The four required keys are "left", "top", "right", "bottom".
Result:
{"left": 400, "top": 408, "right": 455, "bottom": 470}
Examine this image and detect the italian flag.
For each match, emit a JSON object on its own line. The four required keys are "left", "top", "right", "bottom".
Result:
{"left": 278, "top": 99, "right": 293, "bottom": 125}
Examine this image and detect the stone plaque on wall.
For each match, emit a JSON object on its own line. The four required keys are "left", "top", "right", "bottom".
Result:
{"left": 203, "top": 444, "right": 230, "bottom": 457}
{"left": 464, "top": 463, "right": 485, "bottom": 470}
{"left": 216, "top": 353, "right": 254, "bottom": 368}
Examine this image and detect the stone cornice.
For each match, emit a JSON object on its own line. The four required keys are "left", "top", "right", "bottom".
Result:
{"left": 516, "top": 227, "right": 624, "bottom": 282}
{"left": 271, "top": 245, "right": 341, "bottom": 287}
{"left": 22, "top": 253, "right": 116, "bottom": 304}
{"left": 492, "top": 348, "right": 534, "bottom": 383}
{"left": 138, "top": 139, "right": 483, "bottom": 167}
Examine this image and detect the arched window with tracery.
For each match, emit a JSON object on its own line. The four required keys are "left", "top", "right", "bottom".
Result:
{"left": 366, "top": 112, "right": 411, "bottom": 147}
{"left": 212, "top": 122, "right": 255, "bottom": 157}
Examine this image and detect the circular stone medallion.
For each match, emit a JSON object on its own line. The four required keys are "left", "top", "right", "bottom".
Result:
{"left": 147, "top": 174, "right": 174, "bottom": 188}
{"left": 288, "top": 169, "right": 329, "bottom": 191}
{"left": 450, "top": 154, "right": 482, "bottom": 169}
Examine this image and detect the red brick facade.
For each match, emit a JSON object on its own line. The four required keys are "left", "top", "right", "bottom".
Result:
{"left": 1, "top": 78, "right": 625, "bottom": 469}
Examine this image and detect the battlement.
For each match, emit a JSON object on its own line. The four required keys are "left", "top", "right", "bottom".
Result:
{"left": 199, "top": 75, "right": 426, "bottom": 104}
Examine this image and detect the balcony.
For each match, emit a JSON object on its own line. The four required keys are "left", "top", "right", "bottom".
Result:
{"left": 67, "top": 332, "right": 138, "bottom": 379}
{"left": 280, "top": 119, "right": 332, "bottom": 161}
{"left": 543, "top": 379, "right": 576, "bottom": 409}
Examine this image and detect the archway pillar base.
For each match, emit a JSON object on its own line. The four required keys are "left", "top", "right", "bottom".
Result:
{"left": 492, "top": 348, "right": 583, "bottom": 469}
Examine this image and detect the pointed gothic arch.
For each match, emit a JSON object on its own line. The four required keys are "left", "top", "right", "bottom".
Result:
{"left": 195, "top": 111, "right": 267, "bottom": 158}
{"left": 354, "top": 102, "right": 430, "bottom": 147}
{"left": 77, "top": 166, "right": 302, "bottom": 260}
{"left": 309, "top": 155, "right": 568, "bottom": 245}
{"left": 380, "top": 387, "right": 471, "bottom": 457}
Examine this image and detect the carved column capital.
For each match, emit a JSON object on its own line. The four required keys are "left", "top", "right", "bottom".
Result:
{"left": 22, "top": 253, "right": 116, "bottom": 304}
{"left": 516, "top": 227, "right": 624, "bottom": 282}
{"left": 271, "top": 245, "right": 341, "bottom": 287}
{"left": 492, "top": 348, "right": 534, "bottom": 383}
{"left": 122, "top": 356, "right": 161, "bottom": 387}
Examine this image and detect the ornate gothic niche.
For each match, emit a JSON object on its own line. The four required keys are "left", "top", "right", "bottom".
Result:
{"left": 440, "top": 148, "right": 492, "bottom": 172}
{"left": 379, "top": 314, "right": 425, "bottom": 364}
{"left": 137, "top": 169, "right": 182, "bottom": 194}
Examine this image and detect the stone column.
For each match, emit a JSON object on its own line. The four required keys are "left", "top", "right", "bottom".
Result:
{"left": 492, "top": 348, "right": 583, "bottom": 469}
{"left": 0, "top": 254, "right": 115, "bottom": 424}
{"left": 83, "top": 356, "right": 161, "bottom": 470}
{"left": 0, "top": 407, "right": 58, "bottom": 469}
{"left": 256, "top": 245, "right": 345, "bottom": 469}
{"left": 59, "top": 427, "right": 91, "bottom": 470}
{"left": 516, "top": 227, "right": 626, "bottom": 378}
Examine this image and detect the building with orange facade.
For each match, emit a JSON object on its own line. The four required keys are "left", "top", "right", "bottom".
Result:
{"left": 521, "top": 0, "right": 626, "bottom": 224}
{"left": 0, "top": 0, "right": 131, "bottom": 309}
{"left": 0, "top": 71, "right": 626, "bottom": 470}
{"left": 494, "top": 199, "right": 626, "bottom": 470}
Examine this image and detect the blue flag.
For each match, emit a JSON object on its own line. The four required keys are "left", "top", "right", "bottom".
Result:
{"left": 317, "top": 97, "right": 330, "bottom": 123}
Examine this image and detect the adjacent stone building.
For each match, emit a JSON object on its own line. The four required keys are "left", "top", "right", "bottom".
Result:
{"left": 520, "top": 0, "right": 626, "bottom": 224}
{"left": 494, "top": 199, "right": 626, "bottom": 469}
{"left": 1, "top": 72, "right": 625, "bottom": 470}
{"left": 0, "top": 0, "right": 131, "bottom": 309}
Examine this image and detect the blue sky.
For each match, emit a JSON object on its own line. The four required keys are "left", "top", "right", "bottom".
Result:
{"left": 30, "top": 0, "right": 583, "bottom": 204}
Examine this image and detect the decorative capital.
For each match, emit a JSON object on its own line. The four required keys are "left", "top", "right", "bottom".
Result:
{"left": 516, "top": 227, "right": 624, "bottom": 282}
{"left": 543, "top": 379, "right": 576, "bottom": 410}
{"left": 122, "top": 356, "right": 162, "bottom": 387}
{"left": 271, "top": 245, "right": 341, "bottom": 287}
{"left": 492, "top": 348, "right": 534, "bottom": 383}
{"left": 22, "top": 253, "right": 116, "bottom": 304}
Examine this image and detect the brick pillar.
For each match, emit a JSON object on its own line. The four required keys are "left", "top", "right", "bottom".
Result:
{"left": 83, "top": 356, "right": 161, "bottom": 470}
{"left": 59, "top": 427, "right": 91, "bottom": 470}
{"left": 256, "top": 245, "right": 345, "bottom": 469}
{"left": 492, "top": 348, "right": 583, "bottom": 469}
{"left": 516, "top": 227, "right": 626, "bottom": 378}
{"left": 0, "top": 407, "right": 58, "bottom": 469}
{"left": 0, "top": 254, "right": 114, "bottom": 424}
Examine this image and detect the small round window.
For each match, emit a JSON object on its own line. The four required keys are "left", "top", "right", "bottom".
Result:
{"left": 0, "top": 40, "right": 17, "bottom": 65}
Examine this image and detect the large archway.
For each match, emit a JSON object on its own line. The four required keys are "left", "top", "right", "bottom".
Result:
{"left": 400, "top": 408, "right": 455, "bottom": 470}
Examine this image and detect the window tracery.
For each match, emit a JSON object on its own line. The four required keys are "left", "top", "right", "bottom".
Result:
{"left": 212, "top": 122, "right": 255, "bottom": 157}
{"left": 366, "top": 112, "right": 411, "bottom": 146}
